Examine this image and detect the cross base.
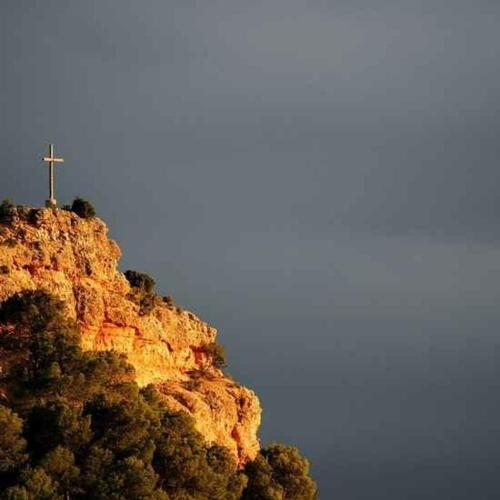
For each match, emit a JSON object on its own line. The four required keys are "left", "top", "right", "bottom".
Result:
{"left": 45, "top": 198, "right": 57, "bottom": 208}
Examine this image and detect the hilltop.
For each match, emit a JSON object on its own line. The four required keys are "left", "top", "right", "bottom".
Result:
{"left": 0, "top": 202, "right": 317, "bottom": 499}
{"left": 0, "top": 205, "right": 260, "bottom": 465}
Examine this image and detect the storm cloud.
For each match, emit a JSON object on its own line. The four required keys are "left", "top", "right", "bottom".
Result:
{"left": 2, "top": 1, "right": 500, "bottom": 497}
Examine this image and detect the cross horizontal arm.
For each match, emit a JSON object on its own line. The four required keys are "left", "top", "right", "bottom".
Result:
{"left": 43, "top": 157, "right": 64, "bottom": 163}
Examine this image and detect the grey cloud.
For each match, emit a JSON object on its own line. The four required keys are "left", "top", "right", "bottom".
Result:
{"left": 2, "top": 1, "right": 500, "bottom": 497}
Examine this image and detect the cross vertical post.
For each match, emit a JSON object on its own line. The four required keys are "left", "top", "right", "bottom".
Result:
{"left": 42, "top": 143, "right": 64, "bottom": 207}
{"left": 48, "top": 143, "right": 54, "bottom": 202}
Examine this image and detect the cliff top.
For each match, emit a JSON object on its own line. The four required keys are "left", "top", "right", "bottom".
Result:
{"left": 0, "top": 205, "right": 261, "bottom": 464}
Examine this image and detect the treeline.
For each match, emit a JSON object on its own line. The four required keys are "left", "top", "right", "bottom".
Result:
{"left": 0, "top": 291, "right": 317, "bottom": 499}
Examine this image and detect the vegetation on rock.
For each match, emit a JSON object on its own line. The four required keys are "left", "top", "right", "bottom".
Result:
{"left": 162, "top": 295, "right": 175, "bottom": 308}
{"left": 124, "top": 270, "right": 156, "bottom": 293}
{"left": 204, "top": 342, "right": 227, "bottom": 369}
{"left": 0, "top": 291, "right": 317, "bottom": 499}
{"left": 0, "top": 200, "right": 15, "bottom": 224}
{"left": 243, "top": 444, "right": 318, "bottom": 500}
{"left": 64, "top": 198, "right": 97, "bottom": 219}
{"left": 0, "top": 208, "right": 260, "bottom": 463}
{"left": 0, "top": 406, "right": 27, "bottom": 474}
{"left": 124, "top": 270, "right": 160, "bottom": 316}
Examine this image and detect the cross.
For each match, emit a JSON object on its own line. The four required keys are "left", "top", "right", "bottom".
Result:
{"left": 42, "top": 143, "right": 64, "bottom": 207}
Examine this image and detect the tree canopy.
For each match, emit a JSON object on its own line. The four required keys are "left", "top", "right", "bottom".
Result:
{"left": 66, "top": 198, "right": 96, "bottom": 219}
{"left": 0, "top": 291, "right": 317, "bottom": 499}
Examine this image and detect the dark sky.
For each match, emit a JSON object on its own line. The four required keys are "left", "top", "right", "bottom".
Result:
{"left": 2, "top": 1, "right": 500, "bottom": 497}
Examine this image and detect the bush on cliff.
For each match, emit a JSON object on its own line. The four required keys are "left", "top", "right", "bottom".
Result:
{"left": 124, "top": 270, "right": 155, "bottom": 294}
{"left": 67, "top": 197, "right": 96, "bottom": 219}
{"left": 204, "top": 342, "right": 227, "bottom": 369}
{"left": 0, "top": 199, "right": 15, "bottom": 224}
{"left": 243, "top": 444, "right": 318, "bottom": 500}
{"left": 124, "top": 270, "right": 159, "bottom": 316}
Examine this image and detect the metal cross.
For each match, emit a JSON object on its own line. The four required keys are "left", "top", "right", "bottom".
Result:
{"left": 42, "top": 143, "right": 64, "bottom": 207}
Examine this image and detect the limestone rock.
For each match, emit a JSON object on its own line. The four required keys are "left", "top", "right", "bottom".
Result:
{"left": 0, "top": 207, "right": 261, "bottom": 464}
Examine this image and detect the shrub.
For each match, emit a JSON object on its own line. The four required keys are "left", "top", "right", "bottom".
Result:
{"left": 0, "top": 265, "right": 9, "bottom": 274}
{"left": 0, "top": 291, "right": 82, "bottom": 409}
{"left": 69, "top": 197, "right": 96, "bottom": 219}
{"left": 204, "top": 342, "right": 227, "bottom": 369}
{"left": 0, "top": 199, "right": 15, "bottom": 224}
{"left": 25, "top": 402, "right": 92, "bottom": 459}
{"left": 124, "top": 270, "right": 155, "bottom": 294}
{"left": 3, "top": 467, "right": 59, "bottom": 500}
{"left": 153, "top": 411, "right": 245, "bottom": 499}
{"left": 163, "top": 295, "right": 174, "bottom": 308}
{"left": 0, "top": 405, "right": 27, "bottom": 474}
{"left": 125, "top": 270, "right": 158, "bottom": 315}
{"left": 243, "top": 444, "right": 318, "bottom": 500}
{"left": 39, "top": 446, "right": 80, "bottom": 498}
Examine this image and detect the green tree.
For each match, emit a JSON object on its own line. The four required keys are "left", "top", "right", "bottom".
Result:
{"left": 0, "top": 291, "right": 81, "bottom": 408}
{"left": 0, "top": 406, "right": 27, "bottom": 474}
{"left": 153, "top": 411, "right": 245, "bottom": 499}
{"left": 0, "top": 291, "right": 317, "bottom": 499}
{"left": 93, "top": 456, "right": 166, "bottom": 500}
{"left": 84, "top": 393, "right": 160, "bottom": 463}
{"left": 203, "top": 342, "right": 227, "bottom": 369}
{"left": 242, "top": 454, "right": 283, "bottom": 500}
{"left": 0, "top": 199, "right": 15, "bottom": 224}
{"left": 79, "top": 445, "right": 115, "bottom": 497}
{"left": 243, "top": 444, "right": 317, "bottom": 500}
{"left": 39, "top": 446, "right": 80, "bottom": 498}
{"left": 124, "top": 271, "right": 156, "bottom": 294}
{"left": 1, "top": 485, "right": 29, "bottom": 500}
{"left": 74, "top": 350, "right": 138, "bottom": 405}
{"left": 24, "top": 402, "right": 92, "bottom": 459}
{"left": 2, "top": 468, "right": 60, "bottom": 500}
{"left": 69, "top": 198, "right": 96, "bottom": 219}
{"left": 124, "top": 271, "right": 159, "bottom": 316}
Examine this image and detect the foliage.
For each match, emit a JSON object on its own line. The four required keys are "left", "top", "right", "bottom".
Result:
{"left": 39, "top": 447, "right": 80, "bottom": 497}
{"left": 242, "top": 454, "right": 283, "bottom": 500}
{"left": 124, "top": 271, "right": 155, "bottom": 293}
{"left": 68, "top": 197, "right": 96, "bottom": 219}
{"left": 0, "top": 290, "right": 316, "bottom": 499}
{"left": 24, "top": 402, "right": 92, "bottom": 460}
{"left": 153, "top": 412, "right": 246, "bottom": 499}
{"left": 162, "top": 295, "right": 174, "bottom": 308}
{"left": 125, "top": 270, "right": 159, "bottom": 316}
{"left": 0, "top": 405, "right": 27, "bottom": 475}
{"left": 85, "top": 454, "right": 166, "bottom": 500}
{"left": 0, "top": 291, "right": 82, "bottom": 407}
{"left": 243, "top": 444, "right": 318, "bottom": 500}
{"left": 0, "top": 200, "right": 15, "bottom": 224}
{"left": 204, "top": 342, "right": 227, "bottom": 369}
{"left": 2, "top": 467, "right": 60, "bottom": 500}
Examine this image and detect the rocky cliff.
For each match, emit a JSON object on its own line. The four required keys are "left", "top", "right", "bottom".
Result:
{"left": 0, "top": 207, "right": 261, "bottom": 465}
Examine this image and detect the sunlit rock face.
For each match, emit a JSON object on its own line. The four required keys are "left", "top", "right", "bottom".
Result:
{"left": 0, "top": 207, "right": 261, "bottom": 464}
